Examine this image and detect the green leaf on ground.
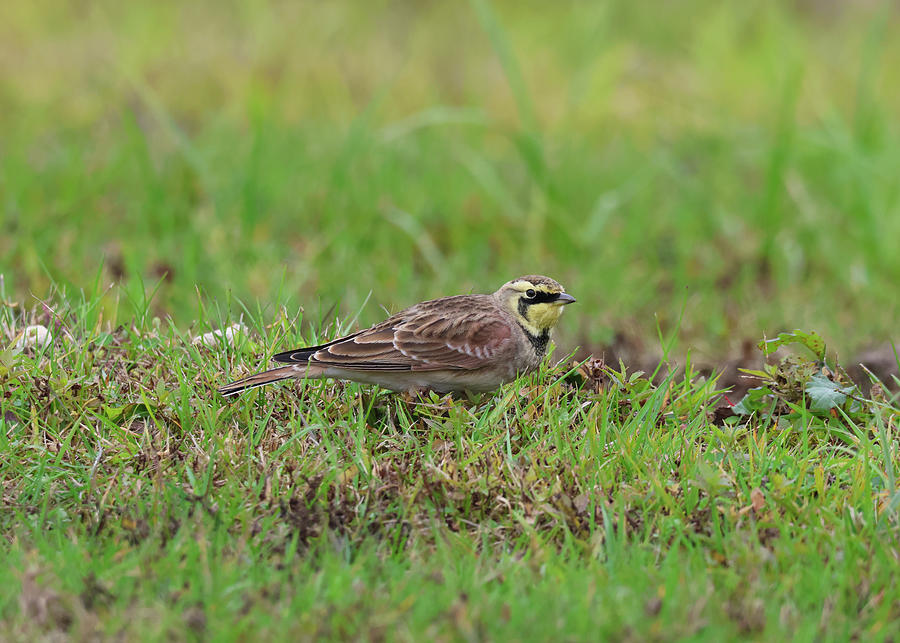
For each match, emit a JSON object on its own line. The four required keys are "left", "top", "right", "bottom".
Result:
{"left": 732, "top": 386, "right": 775, "bottom": 415}
{"left": 758, "top": 330, "right": 827, "bottom": 360}
{"left": 103, "top": 403, "right": 157, "bottom": 422}
{"left": 805, "top": 374, "right": 855, "bottom": 412}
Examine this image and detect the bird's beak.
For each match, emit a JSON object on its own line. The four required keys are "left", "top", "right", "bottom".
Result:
{"left": 556, "top": 293, "right": 577, "bottom": 305}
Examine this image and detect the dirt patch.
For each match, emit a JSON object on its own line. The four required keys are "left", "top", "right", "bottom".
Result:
{"left": 845, "top": 344, "right": 900, "bottom": 394}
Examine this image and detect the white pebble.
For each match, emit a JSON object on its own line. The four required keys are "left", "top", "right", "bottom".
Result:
{"left": 194, "top": 323, "right": 247, "bottom": 348}
{"left": 14, "top": 325, "right": 53, "bottom": 349}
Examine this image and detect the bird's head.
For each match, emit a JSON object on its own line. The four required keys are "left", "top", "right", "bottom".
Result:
{"left": 494, "top": 275, "right": 576, "bottom": 336}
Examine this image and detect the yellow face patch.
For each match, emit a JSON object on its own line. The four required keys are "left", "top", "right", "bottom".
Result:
{"left": 503, "top": 281, "right": 570, "bottom": 334}
{"left": 523, "top": 301, "right": 565, "bottom": 332}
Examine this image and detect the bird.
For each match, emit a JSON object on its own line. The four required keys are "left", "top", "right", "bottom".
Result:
{"left": 218, "top": 275, "right": 576, "bottom": 397}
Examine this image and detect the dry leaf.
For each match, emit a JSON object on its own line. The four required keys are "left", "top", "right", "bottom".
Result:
{"left": 750, "top": 487, "right": 765, "bottom": 512}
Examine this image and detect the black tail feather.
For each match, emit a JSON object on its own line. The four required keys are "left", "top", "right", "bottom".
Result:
{"left": 271, "top": 331, "right": 363, "bottom": 364}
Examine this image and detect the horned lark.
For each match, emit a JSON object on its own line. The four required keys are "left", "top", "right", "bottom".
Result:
{"left": 218, "top": 275, "right": 575, "bottom": 397}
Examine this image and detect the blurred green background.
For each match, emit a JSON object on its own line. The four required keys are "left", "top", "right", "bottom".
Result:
{"left": 2, "top": 0, "right": 898, "bottom": 359}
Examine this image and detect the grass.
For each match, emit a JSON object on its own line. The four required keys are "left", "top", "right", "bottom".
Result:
{"left": 2, "top": 0, "right": 900, "bottom": 640}
{"left": 2, "top": 287, "right": 899, "bottom": 639}
{"left": 3, "top": 1, "right": 900, "bottom": 355}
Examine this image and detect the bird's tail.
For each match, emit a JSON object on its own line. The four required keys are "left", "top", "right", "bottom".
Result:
{"left": 218, "top": 366, "right": 297, "bottom": 397}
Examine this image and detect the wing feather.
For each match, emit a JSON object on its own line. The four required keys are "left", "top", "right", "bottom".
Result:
{"left": 283, "top": 295, "right": 515, "bottom": 372}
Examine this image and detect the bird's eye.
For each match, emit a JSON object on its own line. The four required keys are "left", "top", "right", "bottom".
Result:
{"left": 525, "top": 289, "right": 536, "bottom": 299}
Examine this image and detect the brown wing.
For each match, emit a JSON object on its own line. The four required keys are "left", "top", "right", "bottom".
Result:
{"left": 279, "top": 295, "right": 514, "bottom": 372}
